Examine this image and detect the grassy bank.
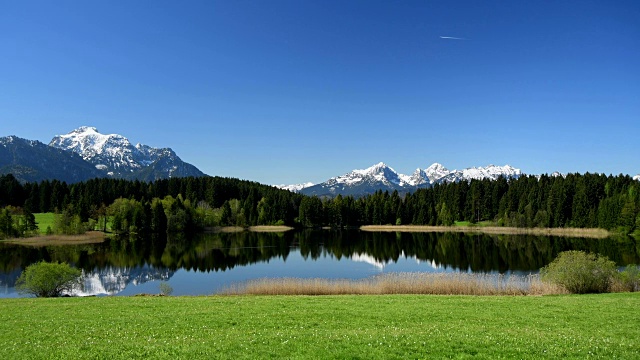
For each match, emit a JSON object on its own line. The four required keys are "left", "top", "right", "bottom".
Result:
{"left": 361, "top": 225, "right": 611, "bottom": 239}
{"left": 0, "top": 294, "right": 638, "bottom": 359}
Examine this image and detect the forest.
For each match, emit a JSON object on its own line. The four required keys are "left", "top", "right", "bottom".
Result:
{"left": 0, "top": 172, "right": 639, "bottom": 238}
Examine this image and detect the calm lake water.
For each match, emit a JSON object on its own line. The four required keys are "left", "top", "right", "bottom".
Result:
{"left": 1, "top": 230, "right": 638, "bottom": 298}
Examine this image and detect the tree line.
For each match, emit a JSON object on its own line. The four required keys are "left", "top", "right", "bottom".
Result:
{"left": 0, "top": 174, "right": 303, "bottom": 237}
{"left": 1, "top": 172, "right": 639, "bottom": 238}
{"left": 299, "top": 173, "right": 640, "bottom": 234}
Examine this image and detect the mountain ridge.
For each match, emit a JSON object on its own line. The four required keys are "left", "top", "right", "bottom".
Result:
{"left": 0, "top": 127, "right": 205, "bottom": 183}
{"left": 0, "top": 135, "right": 105, "bottom": 183}
{"left": 281, "top": 162, "right": 523, "bottom": 197}
{"left": 49, "top": 126, "right": 205, "bottom": 180}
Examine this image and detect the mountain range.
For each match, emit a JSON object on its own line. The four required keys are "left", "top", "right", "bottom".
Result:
{"left": 280, "top": 162, "right": 524, "bottom": 197}
{"left": 283, "top": 163, "right": 640, "bottom": 197}
{"left": 1, "top": 127, "right": 638, "bottom": 195}
{"left": 0, "top": 126, "right": 204, "bottom": 183}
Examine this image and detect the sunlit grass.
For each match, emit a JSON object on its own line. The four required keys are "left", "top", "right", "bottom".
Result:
{"left": 34, "top": 213, "right": 56, "bottom": 234}
{"left": 0, "top": 294, "right": 638, "bottom": 359}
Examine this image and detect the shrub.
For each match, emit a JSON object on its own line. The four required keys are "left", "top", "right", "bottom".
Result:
{"left": 159, "top": 281, "right": 174, "bottom": 296}
{"left": 619, "top": 265, "right": 640, "bottom": 292}
{"left": 540, "top": 251, "right": 617, "bottom": 294}
{"left": 15, "top": 261, "right": 82, "bottom": 297}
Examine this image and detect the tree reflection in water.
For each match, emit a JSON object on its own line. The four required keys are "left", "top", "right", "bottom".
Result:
{"left": 0, "top": 231, "right": 638, "bottom": 295}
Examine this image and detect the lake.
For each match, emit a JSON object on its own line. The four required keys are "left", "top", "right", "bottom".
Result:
{"left": 1, "top": 230, "right": 638, "bottom": 297}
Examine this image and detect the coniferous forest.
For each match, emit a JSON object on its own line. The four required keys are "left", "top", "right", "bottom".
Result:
{"left": 0, "top": 173, "right": 639, "bottom": 238}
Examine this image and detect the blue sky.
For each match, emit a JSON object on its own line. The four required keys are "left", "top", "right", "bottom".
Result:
{"left": 1, "top": 1, "right": 638, "bottom": 184}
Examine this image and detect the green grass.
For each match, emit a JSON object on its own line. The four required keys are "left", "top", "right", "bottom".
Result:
{"left": 33, "top": 212, "right": 113, "bottom": 234}
{"left": 33, "top": 213, "right": 56, "bottom": 234}
{"left": 0, "top": 294, "right": 638, "bottom": 359}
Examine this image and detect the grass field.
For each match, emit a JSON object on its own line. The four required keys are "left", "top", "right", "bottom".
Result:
{"left": 0, "top": 293, "right": 638, "bottom": 359}
{"left": 33, "top": 213, "right": 56, "bottom": 234}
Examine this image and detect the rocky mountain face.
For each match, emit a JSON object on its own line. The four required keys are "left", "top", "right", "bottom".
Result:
{"left": 49, "top": 126, "right": 205, "bottom": 181}
{"left": 0, "top": 136, "right": 104, "bottom": 183}
{"left": 291, "top": 162, "right": 523, "bottom": 197}
{"left": 0, "top": 127, "right": 205, "bottom": 183}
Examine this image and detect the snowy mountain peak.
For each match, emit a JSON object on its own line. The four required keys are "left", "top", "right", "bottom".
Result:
{"left": 295, "top": 162, "right": 523, "bottom": 197}
{"left": 438, "top": 164, "right": 521, "bottom": 184}
{"left": 634, "top": 174, "right": 640, "bottom": 181}
{"left": 73, "top": 126, "right": 100, "bottom": 134}
{"left": 424, "top": 163, "right": 450, "bottom": 183}
{"left": 358, "top": 162, "right": 391, "bottom": 174}
{"left": 275, "top": 182, "right": 315, "bottom": 192}
{"left": 48, "top": 126, "right": 204, "bottom": 180}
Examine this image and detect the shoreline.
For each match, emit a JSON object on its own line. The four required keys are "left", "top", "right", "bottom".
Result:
{"left": 360, "top": 225, "right": 611, "bottom": 238}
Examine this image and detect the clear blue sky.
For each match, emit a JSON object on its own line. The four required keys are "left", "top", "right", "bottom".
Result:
{"left": 1, "top": 1, "right": 638, "bottom": 184}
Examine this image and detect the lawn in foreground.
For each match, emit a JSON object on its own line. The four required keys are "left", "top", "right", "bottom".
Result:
{"left": 0, "top": 294, "right": 638, "bottom": 359}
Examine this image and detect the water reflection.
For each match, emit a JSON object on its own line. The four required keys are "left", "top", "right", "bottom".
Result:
{"left": 0, "top": 231, "right": 638, "bottom": 297}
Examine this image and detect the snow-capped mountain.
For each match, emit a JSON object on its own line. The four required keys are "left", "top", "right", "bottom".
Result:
{"left": 49, "top": 126, "right": 205, "bottom": 180}
{"left": 275, "top": 182, "right": 315, "bottom": 192}
{"left": 400, "top": 163, "right": 452, "bottom": 186}
{"left": 301, "top": 162, "right": 412, "bottom": 197}
{"left": 296, "top": 162, "right": 522, "bottom": 197}
{"left": 437, "top": 164, "right": 521, "bottom": 183}
{"left": 634, "top": 174, "right": 640, "bottom": 181}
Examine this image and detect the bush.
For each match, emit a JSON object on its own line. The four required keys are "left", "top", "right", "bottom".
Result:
{"left": 540, "top": 251, "right": 617, "bottom": 294}
{"left": 15, "top": 261, "right": 82, "bottom": 297}
{"left": 619, "top": 265, "right": 640, "bottom": 292}
{"left": 159, "top": 281, "right": 174, "bottom": 296}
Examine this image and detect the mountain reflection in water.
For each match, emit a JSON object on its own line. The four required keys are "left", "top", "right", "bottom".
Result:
{"left": 0, "top": 230, "right": 637, "bottom": 297}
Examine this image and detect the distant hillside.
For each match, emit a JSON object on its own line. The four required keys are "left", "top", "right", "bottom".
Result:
{"left": 0, "top": 136, "right": 104, "bottom": 183}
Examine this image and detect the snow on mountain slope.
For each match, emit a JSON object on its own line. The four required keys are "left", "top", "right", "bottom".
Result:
{"left": 296, "top": 162, "right": 522, "bottom": 197}
{"left": 300, "top": 162, "right": 409, "bottom": 197}
{"left": 275, "top": 182, "right": 315, "bottom": 192}
{"left": 438, "top": 164, "right": 522, "bottom": 184}
{"left": 424, "top": 163, "right": 450, "bottom": 183}
{"left": 634, "top": 174, "right": 640, "bottom": 181}
{"left": 49, "top": 126, "right": 204, "bottom": 179}
{"left": 50, "top": 126, "right": 145, "bottom": 174}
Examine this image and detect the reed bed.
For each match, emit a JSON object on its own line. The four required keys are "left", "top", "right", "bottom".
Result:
{"left": 3, "top": 231, "right": 106, "bottom": 247}
{"left": 247, "top": 225, "right": 294, "bottom": 232}
{"left": 360, "top": 225, "right": 611, "bottom": 238}
{"left": 222, "top": 272, "right": 566, "bottom": 296}
{"left": 204, "top": 225, "right": 294, "bottom": 233}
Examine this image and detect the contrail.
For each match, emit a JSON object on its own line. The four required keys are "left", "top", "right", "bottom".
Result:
{"left": 439, "top": 36, "right": 465, "bottom": 40}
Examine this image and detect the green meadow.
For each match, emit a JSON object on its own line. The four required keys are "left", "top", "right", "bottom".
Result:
{"left": 0, "top": 293, "right": 638, "bottom": 359}
{"left": 33, "top": 213, "right": 56, "bottom": 234}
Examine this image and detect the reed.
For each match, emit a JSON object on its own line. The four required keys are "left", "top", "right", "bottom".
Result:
{"left": 221, "top": 272, "right": 566, "bottom": 296}
{"left": 3, "top": 231, "right": 106, "bottom": 247}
